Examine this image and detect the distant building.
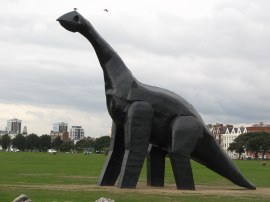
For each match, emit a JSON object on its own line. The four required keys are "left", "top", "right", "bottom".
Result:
{"left": 53, "top": 122, "right": 68, "bottom": 132}
{"left": 6, "top": 118, "right": 21, "bottom": 134}
{"left": 70, "top": 126, "right": 84, "bottom": 142}
{"left": 208, "top": 123, "right": 226, "bottom": 145}
{"left": 22, "top": 126, "right": 28, "bottom": 135}
{"left": 246, "top": 122, "right": 270, "bottom": 133}
{"left": 0, "top": 130, "right": 9, "bottom": 135}
{"left": 208, "top": 123, "right": 247, "bottom": 159}
{"left": 50, "top": 131, "right": 69, "bottom": 142}
{"left": 51, "top": 122, "right": 69, "bottom": 142}
{"left": 223, "top": 127, "right": 247, "bottom": 159}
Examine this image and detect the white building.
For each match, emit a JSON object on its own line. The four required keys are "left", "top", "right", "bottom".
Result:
{"left": 70, "top": 126, "right": 84, "bottom": 142}
{"left": 222, "top": 127, "right": 247, "bottom": 159}
{"left": 208, "top": 124, "right": 247, "bottom": 159}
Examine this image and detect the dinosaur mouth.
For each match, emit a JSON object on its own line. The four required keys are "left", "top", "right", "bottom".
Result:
{"left": 57, "top": 20, "right": 78, "bottom": 33}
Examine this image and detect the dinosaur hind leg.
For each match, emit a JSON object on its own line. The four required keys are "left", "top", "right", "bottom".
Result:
{"left": 147, "top": 144, "right": 167, "bottom": 187}
{"left": 169, "top": 116, "right": 203, "bottom": 190}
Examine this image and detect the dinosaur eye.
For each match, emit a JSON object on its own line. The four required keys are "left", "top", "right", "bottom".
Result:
{"left": 73, "top": 15, "right": 79, "bottom": 22}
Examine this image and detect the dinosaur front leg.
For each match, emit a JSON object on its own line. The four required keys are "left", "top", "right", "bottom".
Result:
{"left": 147, "top": 144, "right": 167, "bottom": 187}
{"left": 169, "top": 116, "right": 203, "bottom": 190}
{"left": 118, "top": 101, "right": 154, "bottom": 188}
{"left": 97, "top": 122, "right": 125, "bottom": 186}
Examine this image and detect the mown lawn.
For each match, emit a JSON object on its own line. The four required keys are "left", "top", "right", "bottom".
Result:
{"left": 0, "top": 152, "right": 269, "bottom": 202}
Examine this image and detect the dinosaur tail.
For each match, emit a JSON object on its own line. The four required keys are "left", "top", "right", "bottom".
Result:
{"left": 191, "top": 129, "right": 256, "bottom": 190}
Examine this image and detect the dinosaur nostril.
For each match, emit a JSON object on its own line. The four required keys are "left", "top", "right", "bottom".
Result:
{"left": 73, "top": 15, "right": 79, "bottom": 22}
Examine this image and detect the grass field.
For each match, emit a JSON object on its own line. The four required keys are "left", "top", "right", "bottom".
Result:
{"left": 0, "top": 152, "right": 269, "bottom": 202}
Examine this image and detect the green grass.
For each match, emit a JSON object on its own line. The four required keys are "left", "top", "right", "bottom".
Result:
{"left": 0, "top": 152, "right": 269, "bottom": 202}
{"left": 0, "top": 152, "right": 104, "bottom": 185}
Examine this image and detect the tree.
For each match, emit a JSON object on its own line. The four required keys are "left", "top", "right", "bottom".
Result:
{"left": 228, "top": 133, "right": 251, "bottom": 159}
{"left": 60, "top": 140, "right": 74, "bottom": 152}
{"left": 39, "top": 134, "right": 52, "bottom": 152}
{"left": 12, "top": 134, "right": 26, "bottom": 151}
{"left": 94, "top": 136, "right": 111, "bottom": 153}
{"left": 51, "top": 136, "right": 63, "bottom": 150}
{"left": 246, "top": 135, "right": 263, "bottom": 159}
{"left": 0, "top": 134, "right": 11, "bottom": 150}
{"left": 75, "top": 138, "right": 95, "bottom": 151}
{"left": 246, "top": 132, "right": 270, "bottom": 159}
{"left": 261, "top": 134, "right": 270, "bottom": 159}
{"left": 229, "top": 132, "right": 270, "bottom": 159}
{"left": 26, "top": 133, "right": 39, "bottom": 151}
{"left": 228, "top": 141, "right": 245, "bottom": 159}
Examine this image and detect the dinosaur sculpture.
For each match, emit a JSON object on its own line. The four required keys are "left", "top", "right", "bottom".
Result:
{"left": 57, "top": 11, "right": 256, "bottom": 190}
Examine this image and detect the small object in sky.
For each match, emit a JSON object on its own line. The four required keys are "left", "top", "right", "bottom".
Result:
{"left": 74, "top": 8, "right": 78, "bottom": 11}
{"left": 104, "top": 9, "right": 108, "bottom": 12}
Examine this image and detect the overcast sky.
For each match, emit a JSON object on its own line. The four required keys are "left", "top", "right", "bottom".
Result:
{"left": 0, "top": 0, "right": 269, "bottom": 137}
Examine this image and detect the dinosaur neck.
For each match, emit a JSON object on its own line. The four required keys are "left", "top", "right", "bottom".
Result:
{"left": 79, "top": 21, "right": 135, "bottom": 93}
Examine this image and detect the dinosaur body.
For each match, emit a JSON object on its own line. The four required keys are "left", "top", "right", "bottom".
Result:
{"left": 57, "top": 11, "right": 256, "bottom": 190}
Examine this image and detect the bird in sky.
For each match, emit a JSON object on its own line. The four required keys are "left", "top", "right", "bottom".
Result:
{"left": 104, "top": 9, "right": 108, "bottom": 12}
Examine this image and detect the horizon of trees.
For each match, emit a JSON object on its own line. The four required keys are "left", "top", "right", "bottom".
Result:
{"left": 228, "top": 132, "right": 270, "bottom": 159}
{"left": 4, "top": 131, "right": 270, "bottom": 158}
{"left": 0, "top": 133, "right": 110, "bottom": 153}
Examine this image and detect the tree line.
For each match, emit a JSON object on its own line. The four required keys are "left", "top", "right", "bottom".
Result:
{"left": 0, "top": 133, "right": 110, "bottom": 153}
{"left": 228, "top": 132, "right": 270, "bottom": 159}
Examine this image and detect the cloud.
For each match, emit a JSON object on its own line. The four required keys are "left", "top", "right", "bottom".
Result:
{"left": 0, "top": 0, "right": 270, "bottom": 137}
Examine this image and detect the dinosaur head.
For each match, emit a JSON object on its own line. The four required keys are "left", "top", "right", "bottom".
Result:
{"left": 57, "top": 11, "right": 88, "bottom": 33}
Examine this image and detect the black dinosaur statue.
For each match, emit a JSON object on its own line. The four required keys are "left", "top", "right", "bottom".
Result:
{"left": 57, "top": 11, "right": 256, "bottom": 190}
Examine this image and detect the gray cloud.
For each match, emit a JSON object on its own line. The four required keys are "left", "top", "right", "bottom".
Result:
{"left": 0, "top": 0, "right": 269, "bottom": 136}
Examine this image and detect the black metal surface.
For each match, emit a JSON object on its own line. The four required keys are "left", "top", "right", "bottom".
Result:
{"left": 57, "top": 11, "right": 256, "bottom": 190}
